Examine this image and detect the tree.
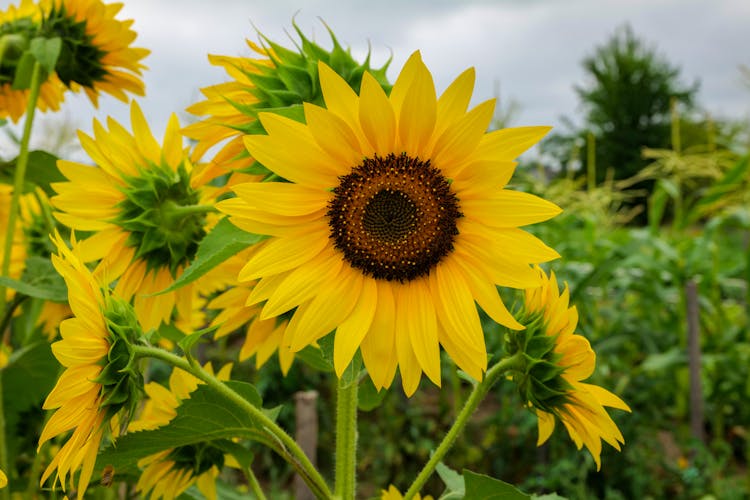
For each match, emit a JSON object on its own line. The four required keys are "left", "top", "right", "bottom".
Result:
{"left": 575, "top": 24, "right": 698, "bottom": 183}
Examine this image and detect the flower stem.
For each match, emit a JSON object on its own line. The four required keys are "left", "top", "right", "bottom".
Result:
{"left": 403, "top": 354, "right": 524, "bottom": 500}
{"left": 244, "top": 464, "right": 267, "bottom": 500}
{"left": 132, "top": 345, "right": 332, "bottom": 499}
{"left": 0, "top": 60, "right": 43, "bottom": 500}
{"left": 334, "top": 376, "right": 359, "bottom": 499}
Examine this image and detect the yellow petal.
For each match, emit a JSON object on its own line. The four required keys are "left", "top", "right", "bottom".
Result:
{"left": 461, "top": 190, "right": 562, "bottom": 228}
{"left": 474, "top": 126, "right": 552, "bottom": 162}
{"left": 238, "top": 229, "right": 329, "bottom": 281}
{"left": 130, "top": 101, "right": 161, "bottom": 165}
{"left": 162, "top": 113, "right": 184, "bottom": 170}
{"left": 394, "top": 284, "right": 423, "bottom": 396}
{"left": 333, "top": 277, "right": 378, "bottom": 377}
{"left": 358, "top": 72, "right": 396, "bottom": 156}
{"left": 360, "top": 281, "right": 398, "bottom": 390}
{"left": 304, "top": 102, "right": 363, "bottom": 167}
{"left": 432, "top": 99, "right": 496, "bottom": 177}
{"left": 403, "top": 280, "right": 441, "bottom": 386}
{"left": 398, "top": 58, "right": 437, "bottom": 158}
{"left": 434, "top": 67, "right": 475, "bottom": 139}
{"left": 232, "top": 182, "right": 330, "bottom": 216}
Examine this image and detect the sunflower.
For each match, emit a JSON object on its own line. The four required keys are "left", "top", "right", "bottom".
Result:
{"left": 0, "top": 0, "right": 67, "bottom": 122}
{"left": 219, "top": 52, "right": 561, "bottom": 395}
{"left": 0, "top": 468, "right": 6, "bottom": 489}
{"left": 51, "top": 101, "right": 221, "bottom": 331}
{"left": 129, "top": 363, "right": 233, "bottom": 500}
{"left": 515, "top": 266, "right": 631, "bottom": 469}
{"left": 209, "top": 248, "right": 295, "bottom": 374}
{"left": 38, "top": 232, "right": 143, "bottom": 495}
{"left": 40, "top": 0, "right": 148, "bottom": 106}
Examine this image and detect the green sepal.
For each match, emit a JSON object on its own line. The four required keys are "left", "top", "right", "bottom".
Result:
{"left": 166, "top": 442, "right": 225, "bottom": 476}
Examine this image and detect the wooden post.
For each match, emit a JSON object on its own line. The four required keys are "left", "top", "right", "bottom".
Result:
{"left": 685, "top": 279, "right": 705, "bottom": 444}
{"left": 294, "top": 390, "right": 319, "bottom": 500}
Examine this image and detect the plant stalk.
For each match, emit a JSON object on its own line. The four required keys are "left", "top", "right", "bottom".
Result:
{"left": 403, "top": 354, "right": 524, "bottom": 500}
{"left": 132, "top": 345, "right": 332, "bottom": 500}
{"left": 334, "top": 376, "right": 358, "bottom": 499}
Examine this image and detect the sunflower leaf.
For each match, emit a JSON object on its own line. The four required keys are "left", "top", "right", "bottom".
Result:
{"left": 95, "top": 381, "right": 264, "bottom": 473}
{"left": 158, "top": 217, "right": 265, "bottom": 294}
{"left": 463, "top": 470, "right": 531, "bottom": 499}
{"left": 0, "top": 256, "right": 67, "bottom": 301}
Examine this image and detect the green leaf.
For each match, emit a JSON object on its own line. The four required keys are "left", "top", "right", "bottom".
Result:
{"left": 357, "top": 376, "right": 387, "bottom": 411}
{"left": 295, "top": 344, "right": 333, "bottom": 372}
{"left": 96, "top": 381, "right": 264, "bottom": 472}
{"left": 437, "top": 462, "right": 465, "bottom": 498}
{"left": 159, "top": 217, "right": 265, "bottom": 294}
{"left": 29, "top": 36, "right": 61, "bottom": 74}
{"left": 0, "top": 256, "right": 67, "bottom": 301}
{"left": 0, "top": 150, "right": 64, "bottom": 196}
{"left": 463, "top": 470, "right": 531, "bottom": 500}
{"left": 213, "top": 439, "right": 254, "bottom": 468}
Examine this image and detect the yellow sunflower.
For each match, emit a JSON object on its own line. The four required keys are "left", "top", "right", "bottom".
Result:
{"left": 129, "top": 363, "right": 233, "bottom": 500}
{"left": 0, "top": 0, "right": 67, "bottom": 122}
{"left": 209, "top": 248, "right": 295, "bottom": 374}
{"left": 0, "top": 468, "right": 6, "bottom": 489}
{"left": 51, "top": 101, "right": 221, "bottom": 331}
{"left": 521, "top": 266, "right": 631, "bottom": 470}
{"left": 219, "top": 51, "right": 561, "bottom": 395}
{"left": 40, "top": 0, "right": 149, "bottom": 106}
{"left": 39, "top": 232, "right": 143, "bottom": 495}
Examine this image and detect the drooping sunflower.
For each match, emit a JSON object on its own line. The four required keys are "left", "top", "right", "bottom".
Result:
{"left": 39, "top": 232, "right": 143, "bottom": 495}
{"left": 40, "top": 0, "right": 149, "bottom": 106}
{"left": 51, "top": 101, "right": 222, "bottom": 331}
{"left": 219, "top": 52, "right": 561, "bottom": 395}
{"left": 208, "top": 248, "right": 295, "bottom": 374}
{"left": 129, "top": 363, "right": 233, "bottom": 500}
{"left": 513, "top": 266, "right": 631, "bottom": 469}
{"left": 0, "top": 0, "right": 67, "bottom": 122}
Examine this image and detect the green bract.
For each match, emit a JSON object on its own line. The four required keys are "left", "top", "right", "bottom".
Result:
{"left": 41, "top": 2, "right": 106, "bottom": 87}
{"left": 96, "top": 295, "right": 144, "bottom": 425}
{"left": 114, "top": 162, "right": 206, "bottom": 276}
{"left": 505, "top": 311, "right": 572, "bottom": 413}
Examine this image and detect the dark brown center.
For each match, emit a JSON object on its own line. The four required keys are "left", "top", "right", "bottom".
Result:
{"left": 327, "top": 153, "right": 462, "bottom": 282}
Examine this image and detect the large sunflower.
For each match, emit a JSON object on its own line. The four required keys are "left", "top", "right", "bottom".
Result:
{"left": 39, "top": 232, "right": 143, "bottom": 495}
{"left": 518, "top": 266, "right": 631, "bottom": 469}
{"left": 40, "top": 0, "right": 148, "bottom": 106}
{"left": 219, "top": 52, "right": 561, "bottom": 395}
{"left": 51, "top": 101, "right": 221, "bottom": 331}
{"left": 0, "top": 0, "right": 67, "bottom": 122}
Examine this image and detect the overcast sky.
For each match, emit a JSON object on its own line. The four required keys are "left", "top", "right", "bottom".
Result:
{"left": 2, "top": 0, "right": 749, "bottom": 154}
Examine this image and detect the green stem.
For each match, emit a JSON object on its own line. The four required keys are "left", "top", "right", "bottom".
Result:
{"left": 132, "top": 345, "right": 332, "bottom": 500}
{"left": 160, "top": 201, "right": 217, "bottom": 225}
{"left": 0, "top": 60, "right": 43, "bottom": 500}
{"left": 334, "top": 376, "right": 358, "bottom": 499}
{"left": 244, "top": 464, "right": 267, "bottom": 500}
{"left": 403, "top": 354, "right": 524, "bottom": 500}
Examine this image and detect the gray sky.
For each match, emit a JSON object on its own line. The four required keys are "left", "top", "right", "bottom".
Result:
{"left": 2, "top": 0, "right": 749, "bottom": 154}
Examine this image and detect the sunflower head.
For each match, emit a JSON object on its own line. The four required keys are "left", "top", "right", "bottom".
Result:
{"left": 184, "top": 23, "right": 391, "bottom": 175}
{"left": 0, "top": 0, "right": 66, "bottom": 121}
{"left": 40, "top": 0, "right": 148, "bottom": 105}
{"left": 509, "top": 266, "right": 630, "bottom": 469}
{"left": 219, "top": 50, "right": 561, "bottom": 395}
